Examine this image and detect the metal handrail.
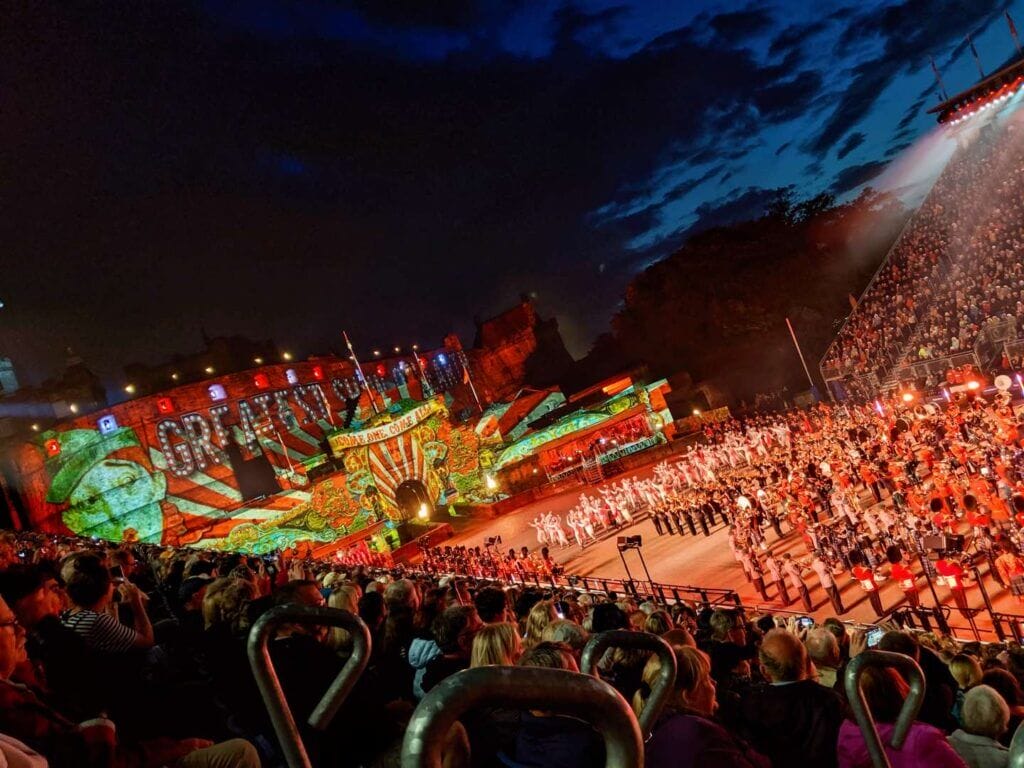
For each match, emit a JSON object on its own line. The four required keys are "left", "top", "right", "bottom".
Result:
{"left": 401, "top": 666, "right": 643, "bottom": 768}
{"left": 1009, "top": 719, "right": 1024, "bottom": 768}
{"left": 579, "top": 630, "right": 677, "bottom": 738}
{"left": 844, "top": 650, "right": 926, "bottom": 768}
{"left": 248, "top": 605, "right": 372, "bottom": 768}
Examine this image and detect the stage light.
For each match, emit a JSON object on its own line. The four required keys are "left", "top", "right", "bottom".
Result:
{"left": 30, "top": 424, "right": 39, "bottom": 432}
{"left": 171, "top": 372, "right": 180, "bottom": 381}
{"left": 254, "top": 357, "right": 263, "bottom": 365}
{"left": 692, "top": 409, "right": 701, "bottom": 416}
{"left": 124, "top": 384, "right": 136, "bottom": 395}
{"left": 901, "top": 392, "right": 914, "bottom": 403}
{"left": 282, "top": 351, "right": 293, "bottom": 361}
{"left": 204, "top": 366, "right": 215, "bottom": 374}
{"left": 393, "top": 346, "right": 400, "bottom": 353}
{"left": 485, "top": 474, "right": 497, "bottom": 491}
{"left": 532, "top": 468, "right": 539, "bottom": 474}
{"left": 967, "top": 380, "right": 980, "bottom": 391}
{"left": 69, "top": 403, "right": 79, "bottom": 414}
{"left": 437, "top": 353, "right": 448, "bottom": 365}
{"left": 418, "top": 503, "right": 429, "bottom": 520}
{"left": 45, "top": 439, "right": 61, "bottom": 457}
{"left": 412, "top": 344, "right": 419, "bottom": 351}
{"left": 373, "top": 350, "right": 381, "bottom": 357}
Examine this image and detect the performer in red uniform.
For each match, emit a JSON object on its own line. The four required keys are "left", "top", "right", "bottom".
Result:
{"left": 851, "top": 563, "right": 884, "bottom": 617}
{"left": 935, "top": 556, "right": 970, "bottom": 613}
{"left": 889, "top": 560, "right": 920, "bottom": 608}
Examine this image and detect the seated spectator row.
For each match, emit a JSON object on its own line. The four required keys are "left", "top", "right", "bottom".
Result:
{"left": 2, "top": 529, "right": 1024, "bottom": 767}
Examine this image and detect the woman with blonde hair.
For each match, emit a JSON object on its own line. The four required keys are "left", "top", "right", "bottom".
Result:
{"left": 524, "top": 599, "right": 558, "bottom": 648}
{"left": 471, "top": 623, "right": 522, "bottom": 667}
{"left": 327, "top": 582, "right": 362, "bottom": 656}
{"left": 635, "top": 645, "right": 768, "bottom": 768}
{"left": 644, "top": 609, "right": 674, "bottom": 636}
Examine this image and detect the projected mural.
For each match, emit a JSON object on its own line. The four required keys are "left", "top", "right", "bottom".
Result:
{"left": 11, "top": 355, "right": 491, "bottom": 555}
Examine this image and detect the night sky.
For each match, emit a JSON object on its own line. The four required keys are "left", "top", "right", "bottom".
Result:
{"left": 4, "top": 0, "right": 1022, "bottom": 393}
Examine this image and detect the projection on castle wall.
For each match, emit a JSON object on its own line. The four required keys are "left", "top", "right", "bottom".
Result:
{"left": 11, "top": 357, "right": 490, "bottom": 555}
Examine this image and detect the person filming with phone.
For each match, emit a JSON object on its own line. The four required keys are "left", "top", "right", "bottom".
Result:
{"left": 60, "top": 551, "right": 154, "bottom": 654}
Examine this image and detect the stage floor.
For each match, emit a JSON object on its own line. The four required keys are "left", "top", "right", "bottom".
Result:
{"left": 444, "top": 461, "right": 1023, "bottom": 641}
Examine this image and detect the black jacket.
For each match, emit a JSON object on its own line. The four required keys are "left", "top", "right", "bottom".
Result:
{"left": 736, "top": 680, "right": 844, "bottom": 768}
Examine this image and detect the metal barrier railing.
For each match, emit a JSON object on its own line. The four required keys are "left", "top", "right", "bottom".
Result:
{"left": 401, "top": 666, "right": 644, "bottom": 768}
{"left": 1010, "top": 719, "right": 1024, "bottom": 768}
{"left": 580, "top": 630, "right": 677, "bottom": 739}
{"left": 845, "top": 650, "right": 926, "bottom": 768}
{"left": 248, "top": 605, "right": 372, "bottom": 768}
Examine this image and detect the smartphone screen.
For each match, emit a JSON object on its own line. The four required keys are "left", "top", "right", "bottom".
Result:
{"left": 798, "top": 616, "right": 814, "bottom": 629}
{"left": 866, "top": 628, "right": 884, "bottom": 647}
{"left": 109, "top": 565, "right": 125, "bottom": 581}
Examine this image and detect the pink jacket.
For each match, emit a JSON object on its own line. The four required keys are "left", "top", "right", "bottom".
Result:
{"left": 837, "top": 720, "right": 967, "bottom": 768}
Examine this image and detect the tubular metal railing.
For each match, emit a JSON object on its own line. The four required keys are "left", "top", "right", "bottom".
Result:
{"left": 844, "top": 650, "right": 926, "bottom": 768}
{"left": 401, "top": 666, "right": 644, "bottom": 768}
{"left": 580, "top": 630, "right": 677, "bottom": 738}
{"left": 248, "top": 605, "right": 372, "bottom": 768}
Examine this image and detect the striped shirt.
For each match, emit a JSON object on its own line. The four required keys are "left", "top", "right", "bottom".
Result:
{"left": 60, "top": 609, "right": 139, "bottom": 653}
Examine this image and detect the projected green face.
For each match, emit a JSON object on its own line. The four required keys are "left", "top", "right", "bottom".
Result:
{"left": 63, "top": 459, "right": 167, "bottom": 544}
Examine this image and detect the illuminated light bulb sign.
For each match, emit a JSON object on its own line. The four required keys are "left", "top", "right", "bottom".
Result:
{"left": 157, "top": 419, "right": 196, "bottom": 477}
{"left": 180, "top": 412, "right": 224, "bottom": 470}
{"left": 208, "top": 404, "right": 232, "bottom": 448}
{"left": 254, "top": 373, "right": 270, "bottom": 389}
{"left": 273, "top": 390, "right": 299, "bottom": 429}
{"left": 312, "top": 365, "right": 324, "bottom": 380}
{"left": 208, "top": 384, "right": 227, "bottom": 402}
{"left": 236, "top": 400, "right": 259, "bottom": 451}
{"left": 286, "top": 369, "right": 299, "bottom": 385}
{"left": 97, "top": 414, "right": 119, "bottom": 435}
{"left": 44, "top": 439, "right": 61, "bottom": 457}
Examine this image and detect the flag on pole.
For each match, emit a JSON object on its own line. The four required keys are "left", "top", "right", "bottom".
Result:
{"left": 342, "top": 331, "right": 380, "bottom": 415}
{"left": 848, "top": 293, "right": 858, "bottom": 311}
{"left": 967, "top": 34, "right": 985, "bottom": 79}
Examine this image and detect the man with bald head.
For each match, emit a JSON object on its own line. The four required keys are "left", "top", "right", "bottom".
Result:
{"left": 805, "top": 628, "right": 842, "bottom": 689}
{"left": 735, "top": 628, "right": 844, "bottom": 768}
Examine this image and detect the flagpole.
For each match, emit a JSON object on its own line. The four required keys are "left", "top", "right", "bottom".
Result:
{"left": 343, "top": 331, "right": 380, "bottom": 415}
{"left": 967, "top": 34, "right": 985, "bottom": 79}
{"left": 459, "top": 350, "right": 484, "bottom": 412}
{"left": 929, "top": 57, "right": 949, "bottom": 101}
{"left": 785, "top": 317, "right": 819, "bottom": 395}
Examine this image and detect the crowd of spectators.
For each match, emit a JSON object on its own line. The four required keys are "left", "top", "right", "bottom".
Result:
{"left": 4, "top": 528, "right": 1024, "bottom": 767}
{"left": 823, "top": 114, "right": 1024, "bottom": 384}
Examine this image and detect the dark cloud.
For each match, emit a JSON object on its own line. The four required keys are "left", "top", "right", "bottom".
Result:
{"left": 753, "top": 70, "right": 824, "bottom": 121}
{"left": 662, "top": 164, "right": 728, "bottom": 202}
{"left": 709, "top": 6, "right": 775, "bottom": 43}
{"left": 830, "top": 160, "right": 887, "bottom": 194}
{"left": 774, "top": 141, "right": 792, "bottom": 156}
{"left": 895, "top": 97, "right": 927, "bottom": 131}
{"left": 552, "top": 3, "right": 630, "bottom": 48}
{"left": 836, "top": 131, "right": 865, "bottom": 160}
{"left": 809, "top": 0, "right": 1009, "bottom": 156}
{"left": 685, "top": 186, "right": 794, "bottom": 236}
{"left": 767, "top": 20, "right": 829, "bottom": 58}
{"left": 345, "top": 0, "right": 515, "bottom": 30}
{"left": 885, "top": 141, "right": 913, "bottom": 157}
{"left": 720, "top": 170, "right": 733, "bottom": 184}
